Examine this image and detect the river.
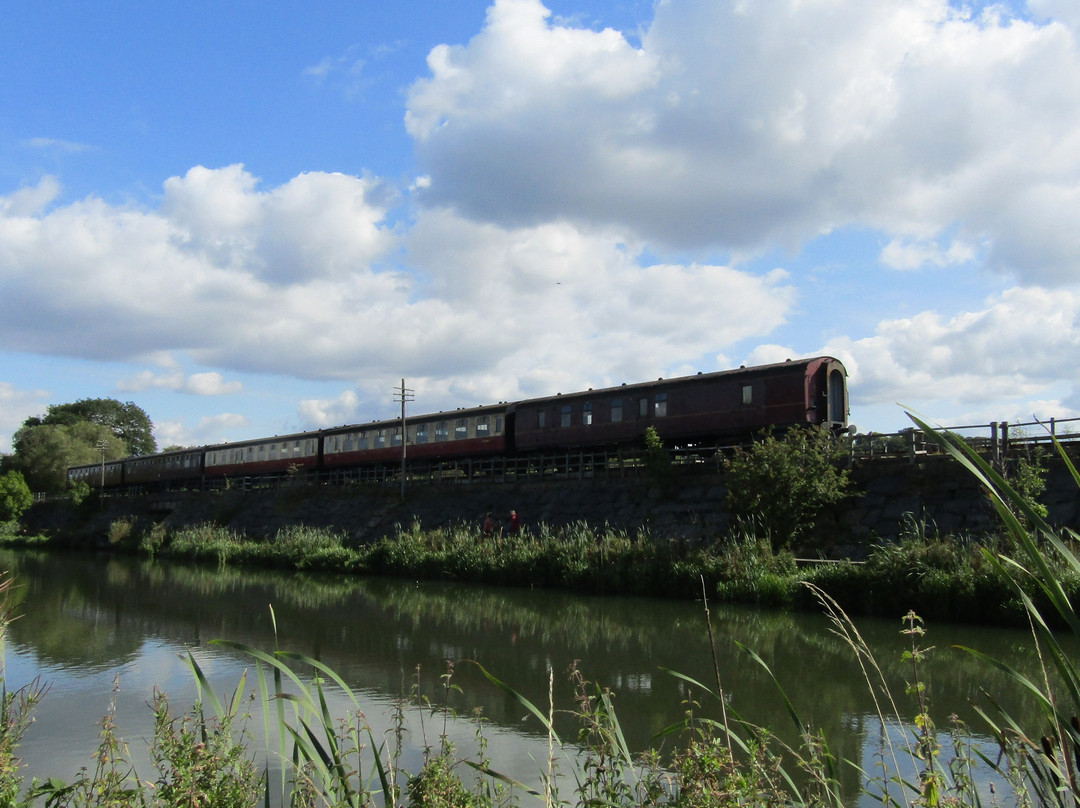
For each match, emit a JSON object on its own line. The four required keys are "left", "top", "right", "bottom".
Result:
{"left": 0, "top": 549, "right": 1057, "bottom": 805}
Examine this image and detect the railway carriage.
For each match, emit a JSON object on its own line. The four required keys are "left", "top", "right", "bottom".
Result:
{"left": 203, "top": 431, "right": 321, "bottom": 480}
{"left": 322, "top": 403, "right": 510, "bottom": 469}
{"left": 68, "top": 459, "right": 125, "bottom": 489}
{"left": 124, "top": 447, "right": 205, "bottom": 489}
{"left": 512, "top": 357, "right": 847, "bottom": 452}
{"left": 66, "top": 357, "right": 848, "bottom": 490}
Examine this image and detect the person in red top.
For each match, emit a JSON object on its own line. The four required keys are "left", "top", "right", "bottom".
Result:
{"left": 508, "top": 509, "right": 520, "bottom": 535}
{"left": 482, "top": 512, "right": 495, "bottom": 537}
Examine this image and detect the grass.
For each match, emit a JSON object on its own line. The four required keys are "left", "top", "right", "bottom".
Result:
{"left": 5, "top": 508, "right": 1063, "bottom": 624}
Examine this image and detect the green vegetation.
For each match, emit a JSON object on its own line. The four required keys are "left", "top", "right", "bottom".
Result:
{"left": 0, "top": 505, "right": 1061, "bottom": 623}
{"left": 642, "top": 426, "right": 674, "bottom": 489}
{"left": 0, "top": 473, "right": 32, "bottom": 524}
{"left": 2, "top": 398, "right": 155, "bottom": 493}
{"left": 724, "top": 426, "right": 853, "bottom": 551}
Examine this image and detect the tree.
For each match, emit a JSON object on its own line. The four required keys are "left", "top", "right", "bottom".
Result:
{"left": 725, "top": 426, "right": 853, "bottom": 552}
{"left": 10, "top": 421, "right": 126, "bottom": 492}
{"left": 0, "top": 470, "right": 32, "bottom": 522}
{"left": 41, "top": 399, "right": 156, "bottom": 456}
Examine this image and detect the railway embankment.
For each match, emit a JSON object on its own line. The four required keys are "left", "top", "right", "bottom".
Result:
{"left": 21, "top": 453, "right": 1080, "bottom": 555}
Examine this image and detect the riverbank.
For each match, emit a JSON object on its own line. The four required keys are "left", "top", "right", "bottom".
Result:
{"left": 3, "top": 506, "right": 1072, "bottom": 625}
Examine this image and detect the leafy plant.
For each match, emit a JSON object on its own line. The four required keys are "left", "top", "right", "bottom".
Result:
{"left": 0, "top": 472, "right": 32, "bottom": 524}
{"left": 724, "top": 426, "right": 853, "bottom": 552}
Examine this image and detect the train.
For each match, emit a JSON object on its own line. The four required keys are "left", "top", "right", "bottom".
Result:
{"left": 68, "top": 356, "right": 848, "bottom": 491}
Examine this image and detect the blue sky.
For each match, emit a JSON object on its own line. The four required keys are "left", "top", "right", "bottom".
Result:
{"left": 3, "top": 0, "right": 1080, "bottom": 452}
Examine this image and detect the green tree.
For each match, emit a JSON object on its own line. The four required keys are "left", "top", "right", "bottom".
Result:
{"left": 0, "top": 471, "right": 32, "bottom": 522}
{"left": 725, "top": 426, "right": 853, "bottom": 552}
{"left": 41, "top": 398, "right": 156, "bottom": 456}
{"left": 642, "top": 425, "right": 673, "bottom": 488}
{"left": 10, "top": 421, "right": 126, "bottom": 492}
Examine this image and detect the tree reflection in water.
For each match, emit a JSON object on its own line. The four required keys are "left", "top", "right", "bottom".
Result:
{"left": 0, "top": 548, "right": 1060, "bottom": 803}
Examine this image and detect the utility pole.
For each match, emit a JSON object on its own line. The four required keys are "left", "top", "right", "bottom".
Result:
{"left": 96, "top": 439, "right": 107, "bottom": 503}
{"left": 394, "top": 379, "right": 414, "bottom": 499}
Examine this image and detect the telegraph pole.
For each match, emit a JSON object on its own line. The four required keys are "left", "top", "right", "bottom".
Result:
{"left": 96, "top": 439, "right": 107, "bottom": 503}
{"left": 394, "top": 379, "right": 414, "bottom": 499}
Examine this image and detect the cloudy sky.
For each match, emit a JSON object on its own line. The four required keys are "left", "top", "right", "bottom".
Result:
{"left": 3, "top": 0, "right": 1080, "bottom": 452}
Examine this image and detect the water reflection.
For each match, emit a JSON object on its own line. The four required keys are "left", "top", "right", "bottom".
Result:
{"left": 0, "top": 549, "right": 1056, "bottom": 803}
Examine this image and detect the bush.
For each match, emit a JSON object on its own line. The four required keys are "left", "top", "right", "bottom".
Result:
{"left": 0, "top": 471, "right": 32, "bottom": 522}
{"left": 724, "top": 426, "right": 853, "bottom": 552}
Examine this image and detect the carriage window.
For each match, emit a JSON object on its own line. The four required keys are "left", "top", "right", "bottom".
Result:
{"left": 639, "top": 398, "right": 648, "bottom": 417}
{"left": 476, "top": 416, "right": 490, "bottom": 436}
{"left": 455, "top": 419, "right": 468, "bottom": 439}
{"left": 583, "top": 402, "right": 592, "bottom": 426}
{"left": 495, "top": 416, "right": 503, "bottom": 434}
{"left": 391, "top": 429, "right": 402, "bottom": 447}
{"left": 654, "top": 393, "right": 667, "bottom": 417}
{"left": 538, "top": 411, "right": 546, "bottom": 428}
{"left": 435, "top": 421, "right": 448, "bottom": 442}
{"left": 375, "top": 430, "right": 386, "bottom": 448}
{"left": 742, "top": 384, "right": 752, "bottom": 405}
{"left": 561, "top": 405, "right": 571, "bottom": 427}
{"left": 415, "top": 424, "right": 428, "bottom": 444}
{"left": 611, "top": 399, "right": 622, "bottom": 423}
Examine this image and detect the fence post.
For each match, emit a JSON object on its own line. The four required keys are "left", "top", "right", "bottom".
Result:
{"left": 990, "top": 421, "right": 999, "bottom": 465}
{"left": 1001, "top": 421, "right": 1010, "bottom": 461}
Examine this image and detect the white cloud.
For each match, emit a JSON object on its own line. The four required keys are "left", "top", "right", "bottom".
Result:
{"left": 25, "top": 137, "right": 93, "bottom": 154}
{"left": 0, "top": 381, "right": 50, "bottom": 453}
{"left": 879, "top": 237, "right": 976, "bottom": 270}
{"left": 299, "top": 390, "right": 361, "bottom": 427}
{"left": 0, "top": 171, "right": 795, "bottom": 417}
{"left": 406, "top": 0, "right": 1080, "bottom": 283}
{"left": 156, "top": 413, "right": 252, "bottom": 448}
{"left": 0, "top": 176, "right": 61, "bottom": 217}
{"left": 184, "top": 373, "right": 243, "bottom": 396}
{"left": 117, "top": 360, "right": 242, "bottom": 396}
{"left": 825, "top": 286, "right": 1080, "bottom": 417}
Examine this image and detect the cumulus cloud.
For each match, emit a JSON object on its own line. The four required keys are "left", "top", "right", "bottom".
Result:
{"left": 118, "top": 360, "right": 243, "bottom": 396}
{"left": 299, "top": 390, "right": 361, "bottom": 427}
{"left": 0, "top": 169, "right": 795, "bottom": 419}
{"left": 156, "top": 413, "right": 252, "bottom": 448}
{"left": 406, "top": 0, "right": 1080, "bottom": 283}
{"left": 0, "top": 381, "right": 50, "bottom": 451}
{"left": 824, "top": 286, "right": 1080, "bottom": 418}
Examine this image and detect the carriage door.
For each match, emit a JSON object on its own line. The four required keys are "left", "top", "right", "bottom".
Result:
{"left": 827, "top": 369, "right": 845, "bottom": 424}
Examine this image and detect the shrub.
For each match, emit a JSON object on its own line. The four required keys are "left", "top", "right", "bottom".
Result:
{"left": 724, "top": 426, "right": 852, "bottom": 552}
{"left": 0, "top": 471, "right": 32, "bottom": 523}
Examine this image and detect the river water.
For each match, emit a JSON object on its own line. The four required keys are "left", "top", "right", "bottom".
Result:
{"left": 0, "top": 549, "right": 1056, "bottom": 805}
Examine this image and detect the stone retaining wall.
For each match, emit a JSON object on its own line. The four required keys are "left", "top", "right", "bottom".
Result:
{"left": 22, "top": 454, "right": 1079, "bottom": 556}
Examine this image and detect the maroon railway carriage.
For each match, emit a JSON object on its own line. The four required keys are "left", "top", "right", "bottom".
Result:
{"left": 321, "top": 403, "right": 509, "bottom": 469}
{"left": 203, "top": 431, "right": 321, "bottom": 480}
{"left": 124, "top": 447, "right": 205, "bottom": 489}
{"left": 511, "top": 356, "right": 847, "bottom": 453}
{"left": 68, "top": 459, "right": 125, "bottom": 489}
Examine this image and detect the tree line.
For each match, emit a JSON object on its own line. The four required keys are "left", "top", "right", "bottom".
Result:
{"left": 1, "top": 398, "right": 156, "bottom": 498}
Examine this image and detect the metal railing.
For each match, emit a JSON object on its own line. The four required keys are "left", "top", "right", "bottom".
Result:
{"left": 847, "top": 416, "right": 1080, "bottom": 463}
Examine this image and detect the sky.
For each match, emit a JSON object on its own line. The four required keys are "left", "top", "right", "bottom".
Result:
{"left": 3, "top": 0, "right": 1080, "bottom": 453}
